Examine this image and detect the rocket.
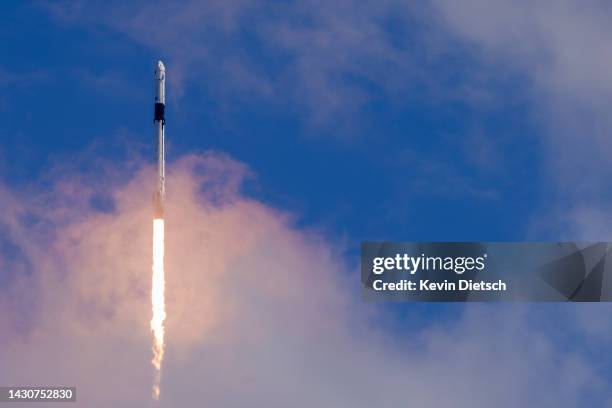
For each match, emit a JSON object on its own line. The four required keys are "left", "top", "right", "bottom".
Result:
{"left": 153, "top": 60, "right": 166, "bottom": 219}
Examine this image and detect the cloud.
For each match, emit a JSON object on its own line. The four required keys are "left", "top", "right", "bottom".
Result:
{"left": 0, "top": 150, "right": 611, "bottom": 407}
{"left": 432, "top": 0, "right": 612, "bottom": 235}
{"left": 433, "top": 0, "right": 612, "bottom": 101}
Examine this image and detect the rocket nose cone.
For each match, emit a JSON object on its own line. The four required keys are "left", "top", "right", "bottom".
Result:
{"left": 156, "top": 60, "right": 165, "bottom": 72}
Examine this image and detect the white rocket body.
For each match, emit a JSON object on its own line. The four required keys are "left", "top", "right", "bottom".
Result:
{"left": 153, "top": 60, "right": 166, "bottom": 218}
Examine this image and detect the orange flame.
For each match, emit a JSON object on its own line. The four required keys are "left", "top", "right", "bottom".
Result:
{"left": 151, "top": 218, "right": 166, "bottom": 400}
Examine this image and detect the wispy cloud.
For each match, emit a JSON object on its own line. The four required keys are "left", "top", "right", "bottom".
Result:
{"left": 432, "top": 0, "right": 612, "bottom": 236}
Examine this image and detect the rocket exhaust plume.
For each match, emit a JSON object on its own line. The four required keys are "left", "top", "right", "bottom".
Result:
{"left": 151, "top": 218, "right": 165, "bottom": 399}
{"left": 151, "top": 60, "right": 166, "bottom": 400}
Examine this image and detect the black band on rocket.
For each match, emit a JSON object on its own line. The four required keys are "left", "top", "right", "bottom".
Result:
{"left": 154, "top": 103, "right": 165, "bottom": 122}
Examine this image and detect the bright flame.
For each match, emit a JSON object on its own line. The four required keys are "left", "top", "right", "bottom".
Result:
{"left": 151, "top": 218, "right": 166, "bottom": 400}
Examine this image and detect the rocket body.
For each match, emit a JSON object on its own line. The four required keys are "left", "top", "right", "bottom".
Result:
{"left": 153, "top": 61, "right": 166, "bottom": 218}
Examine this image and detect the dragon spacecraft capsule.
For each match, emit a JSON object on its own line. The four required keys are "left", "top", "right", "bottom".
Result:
{"left": 153, "top": 60, "right": 166, "bottom": 219}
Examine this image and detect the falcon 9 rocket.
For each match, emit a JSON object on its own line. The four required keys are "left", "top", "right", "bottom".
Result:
{"left": 153, "top": 60, "right": 165, "bottom": 218}
{"left": 151, "top": 60, "right": 167, "bottom": 400}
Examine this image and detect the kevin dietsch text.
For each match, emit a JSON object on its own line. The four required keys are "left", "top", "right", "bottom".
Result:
{"left": 372, "top": 279, "right": 507, "bottom": 292}
{"left": 370, "top": 253, "right": 507, "bottom": 293}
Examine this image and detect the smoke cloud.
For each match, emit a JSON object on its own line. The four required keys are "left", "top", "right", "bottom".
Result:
{"left": 0, "top": 152, "right": 610, "bottom": 407}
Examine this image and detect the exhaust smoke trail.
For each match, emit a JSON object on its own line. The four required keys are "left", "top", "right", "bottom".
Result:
{"left": 151, "top": 218, "right": 166, "bottom": 400}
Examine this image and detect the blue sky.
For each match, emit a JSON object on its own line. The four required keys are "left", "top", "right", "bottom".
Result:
{"left": 2, "top": 1, "right": 612, "bottom": 406}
